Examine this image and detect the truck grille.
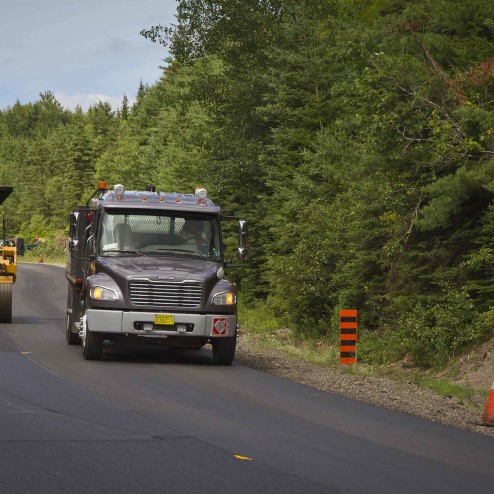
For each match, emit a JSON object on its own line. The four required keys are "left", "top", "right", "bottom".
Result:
{"left": 129, "top": 279, "right": 203, "bottom": 308}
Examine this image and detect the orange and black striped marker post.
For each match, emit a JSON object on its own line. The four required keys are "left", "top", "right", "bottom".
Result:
{"left": 340, "top": 310, "right": 357, "bottom": 364}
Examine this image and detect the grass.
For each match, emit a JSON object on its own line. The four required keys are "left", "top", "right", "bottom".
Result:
{"left": 242, "top": 329, "right": 340, "bottom": 367}
{"left": 409, "top": 374, "right": 486, "bottom": 406}
{"left": 18, "top": 249, "right": 65, "bottom": 265}
{"left": 239, "top": 300, "right": 342, "bottom": 367}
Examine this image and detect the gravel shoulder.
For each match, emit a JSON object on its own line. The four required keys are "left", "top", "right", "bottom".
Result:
{"left": 236, "top": 333, "right": 494, "bottom": 437}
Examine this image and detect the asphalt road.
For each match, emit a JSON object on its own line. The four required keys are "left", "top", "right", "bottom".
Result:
{"left": 1, "top": 263, "right": 493, "bottom": 493}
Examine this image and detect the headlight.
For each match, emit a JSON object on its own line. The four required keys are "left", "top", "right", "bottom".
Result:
{"left": 212, "top": 292, "right": 236, "bottom": 305}
{"left": 90, "top": 286, "right": 118, "bottom": 301}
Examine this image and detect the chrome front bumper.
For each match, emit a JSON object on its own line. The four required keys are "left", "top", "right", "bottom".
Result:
{"left": 86, "top": 309, "right": 236, "bottom": 338}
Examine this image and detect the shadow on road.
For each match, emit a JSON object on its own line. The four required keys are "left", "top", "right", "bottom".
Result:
{"left": 99, "top": 343, "right": 218, "bottom": 366}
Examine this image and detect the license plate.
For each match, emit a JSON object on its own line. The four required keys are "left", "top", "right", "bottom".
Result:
{"left": 154, "top": 314, "right": 175, "bottom": 326}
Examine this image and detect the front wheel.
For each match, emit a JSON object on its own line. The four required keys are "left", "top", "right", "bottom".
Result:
{"left": 0, "top": 284, "right": 12, "bottom": 323}
{"left": 212, "top": 333, "right": 237, "bottom": 366}
{"left": 82, "top": 320, "right": 103, "bottom": 360}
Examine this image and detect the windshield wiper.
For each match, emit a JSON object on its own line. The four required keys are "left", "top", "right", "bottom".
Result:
{"left": 102, "top": 249, "right": 146, "bottom": 256}
{"left": 154, "top": 247, "right": 207, "bottom": 259}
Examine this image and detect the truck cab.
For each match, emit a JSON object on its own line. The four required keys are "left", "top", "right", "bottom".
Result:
{"left": 66, "top": 183, "right": 247, "bottom": 364}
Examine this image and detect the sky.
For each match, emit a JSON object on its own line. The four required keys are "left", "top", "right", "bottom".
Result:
{"left": 0, "top": 0, "right": 177, "bottom": 111}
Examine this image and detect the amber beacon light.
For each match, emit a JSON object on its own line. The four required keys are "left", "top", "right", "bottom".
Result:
{"left": 340, "top": 309, "right": 358, "bottom": 364}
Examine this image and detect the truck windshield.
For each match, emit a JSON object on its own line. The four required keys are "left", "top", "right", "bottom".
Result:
{"left": 99, "top": 210, "right": 222, "bottom": 261}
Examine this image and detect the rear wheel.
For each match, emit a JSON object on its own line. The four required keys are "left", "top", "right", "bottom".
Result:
{"left": 82, "top": 318, "right": 103, "bottom": 360}
{"left": 212, "top": 330, "right": 237, "bottom": 366}
{"left": 0, "top": 284, "right": 12, "bottom": 323}
{"left": 66, "top": 287, "right": 81, "bottom": 345}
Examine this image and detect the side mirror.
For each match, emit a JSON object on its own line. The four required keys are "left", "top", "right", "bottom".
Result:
{"left": 237, "top": 220, "right": 248, "bottom": 261}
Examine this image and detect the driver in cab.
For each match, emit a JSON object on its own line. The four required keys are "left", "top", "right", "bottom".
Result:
{"left": 177, "top": 219, "right": 208, "bottom": 252}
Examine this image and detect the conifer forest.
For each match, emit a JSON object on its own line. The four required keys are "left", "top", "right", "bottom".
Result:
{"left": 1, "top": 0, "right": 494, "bottom": 367}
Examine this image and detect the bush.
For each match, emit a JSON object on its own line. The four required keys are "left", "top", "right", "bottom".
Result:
{"left": 238, "top": 298, "right": 285, "bottom": 334}
{"left": 394, "top": 284, "right": 482, "bottom": 367}
{"left": 357, "top": 327, "right": 409, "bottom": 365}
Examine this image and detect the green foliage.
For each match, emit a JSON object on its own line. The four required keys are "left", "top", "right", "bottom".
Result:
{"left": 238, "top": 298, "right": 284, "bottom": 334}
{"left": 19, "top": 213, "right": 50, "bottom": 239}
{"left": 392, "top": 285, "right": 484, "bottom": 367}
{"left": 357, "top": 326, "right": 409, "bottom": 366}
{"left": 418, "top": 162, "right": 494, "bottom": 231}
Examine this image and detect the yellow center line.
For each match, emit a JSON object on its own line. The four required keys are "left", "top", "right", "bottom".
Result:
{"left": 234, "top": 455, "right": 253, "bottom": 461}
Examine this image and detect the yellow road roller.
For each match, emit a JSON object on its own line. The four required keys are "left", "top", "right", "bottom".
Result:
{"left": 0, "top": 186, "right": 16, "bottom": 323}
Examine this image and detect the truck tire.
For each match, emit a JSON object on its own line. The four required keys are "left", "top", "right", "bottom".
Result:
{"left": 0, "top": 284, "right": 12, "bottom": 323}
{"left": 212, "top": 332, "right": 237, "bottom": 365}
{"left": 82, "top": 324, "right": 103, "bottom": 360}
{"left": 66, "top": 287, "right": 81, "bottom": 345}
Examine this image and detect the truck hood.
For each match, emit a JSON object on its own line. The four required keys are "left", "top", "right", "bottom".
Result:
{"left": 96, "top": 255, "right": 221, "bottom": 283}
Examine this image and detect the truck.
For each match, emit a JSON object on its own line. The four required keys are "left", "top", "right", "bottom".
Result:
{"left": 65, "top": 182, "right": 247, "bottom": 364}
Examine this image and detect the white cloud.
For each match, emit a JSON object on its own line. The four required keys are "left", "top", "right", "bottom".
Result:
{"left": 54, "top": 92, "right": 132, "bottom": 112}
{"left": 0, "top": 0, "right": 174, "bottom": 110}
